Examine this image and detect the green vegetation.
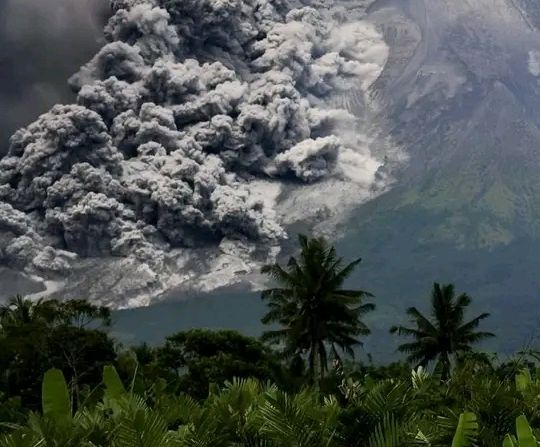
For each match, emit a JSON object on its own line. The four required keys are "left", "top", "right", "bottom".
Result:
{"left": 261, "top": 234, "right": 373, "bottom": 384}
{"left": 0, "top": 234, "right": 540, "bottom": 446}
{"left": 391, "top": 283, "right": 494, "bottom": 379}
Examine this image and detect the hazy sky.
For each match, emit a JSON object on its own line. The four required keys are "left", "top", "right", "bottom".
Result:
{"left": 0, "top": 0, "right": 110, "bottom": 154}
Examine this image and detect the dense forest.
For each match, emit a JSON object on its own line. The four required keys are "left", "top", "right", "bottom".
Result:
{"left": 0, "top": 235, "right": 539, "bottom": 446}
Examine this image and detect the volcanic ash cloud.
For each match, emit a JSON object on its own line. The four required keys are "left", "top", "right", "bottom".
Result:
{"left": 0, "top": 0, "right": 395, "bottom": 305}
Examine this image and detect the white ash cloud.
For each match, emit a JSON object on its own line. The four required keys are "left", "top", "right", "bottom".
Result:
{"left": 0, "top": 0, "right": 394, "bottom": 302}
{"left": 270, "top": 136, "right": 341, "bottom": 182}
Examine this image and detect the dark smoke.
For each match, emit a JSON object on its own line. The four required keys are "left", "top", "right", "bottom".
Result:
{"left": 0, "top": 0, "right": 394, "bottom": 306}
{"left": 0, "top": 0, "right": 110, "bottom": 155}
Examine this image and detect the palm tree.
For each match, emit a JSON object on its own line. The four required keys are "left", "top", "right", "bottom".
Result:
{"left": 0, "top": 296, "right": 110, "bottom": 330}
{"left": 260, "top": 234, "right": 374, "bottom": 384}
{"left": 390, "top": 283, "right": 494, "bottom": 379}
{"left": 0, "top": 295, "right": 47, "bottom": 328}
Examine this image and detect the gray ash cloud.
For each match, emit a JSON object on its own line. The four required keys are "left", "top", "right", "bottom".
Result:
{"left": 0, "top": 0, "right": 393, "bottom": 304}
{"left": 0, "top": 0, "right": 110, "bottom": 155}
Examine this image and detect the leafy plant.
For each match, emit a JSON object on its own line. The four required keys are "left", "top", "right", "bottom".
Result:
{"left": 451, "top": 412, "right": 478, "bottom": 447}
{"left": 503, "top": 415, "right": 540, "bottom": 447}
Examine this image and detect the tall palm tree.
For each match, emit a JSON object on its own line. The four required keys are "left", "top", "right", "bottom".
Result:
{"left": 260, "top": 234, "right": 374, "bottom": 383}
{"left": 390, "top": 283, "right": 494, "bottom": 379}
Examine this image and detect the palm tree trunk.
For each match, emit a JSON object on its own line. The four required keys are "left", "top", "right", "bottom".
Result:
{"left": 307, "top": 313, "right": 317, "bottom": 386}
{"left": 308, "top": 348, "right": 315, "bottom": 384}
{"left": 318, "top": 341, "right": 327, "bottom": 382}
{"left": 440, "top": 352, "right": 451, "bottom": 380}
{"left": 309, "top": 341, "right": 320, "bottom": 388}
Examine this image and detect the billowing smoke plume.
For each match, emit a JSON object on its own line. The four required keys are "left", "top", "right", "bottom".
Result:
{"left": 0, "top": 0, "right": 110, "bottom": 155}
{"left": 0, "top": 0, "right": 394, "bottom": 306}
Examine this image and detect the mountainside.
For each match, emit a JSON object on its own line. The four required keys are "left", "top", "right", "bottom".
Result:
{"left": 111, "top": 0, "right": 540, "bottom": 359}
{"left": 337, "top": 0, "right": 540, "bottom": 356}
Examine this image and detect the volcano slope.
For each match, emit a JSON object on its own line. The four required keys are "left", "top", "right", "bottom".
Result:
{"left": 336, "top": 0, "right": 540, "bottom": 357}
{"left": 111, "top": 0, "right": 540, "bottom": 359}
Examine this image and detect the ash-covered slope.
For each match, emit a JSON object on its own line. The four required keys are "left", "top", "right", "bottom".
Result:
{"left": 363, "top": 0, "right": 540, "bottom": 246}
{"left": 0, "top": 0, "right": 397, "bottom": 307}
{"left": 337, "top": 0, "right": 540, "bottom": 357}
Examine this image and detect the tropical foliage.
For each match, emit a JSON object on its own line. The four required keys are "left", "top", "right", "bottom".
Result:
{"left": 0, "top": 234, "right": 537, "bottom": 446}
{"left": 2, "top": 361, "right": 540, "bottom": 446}
{"left": 0, "top": 296, "right": 114, "bottom": 410}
